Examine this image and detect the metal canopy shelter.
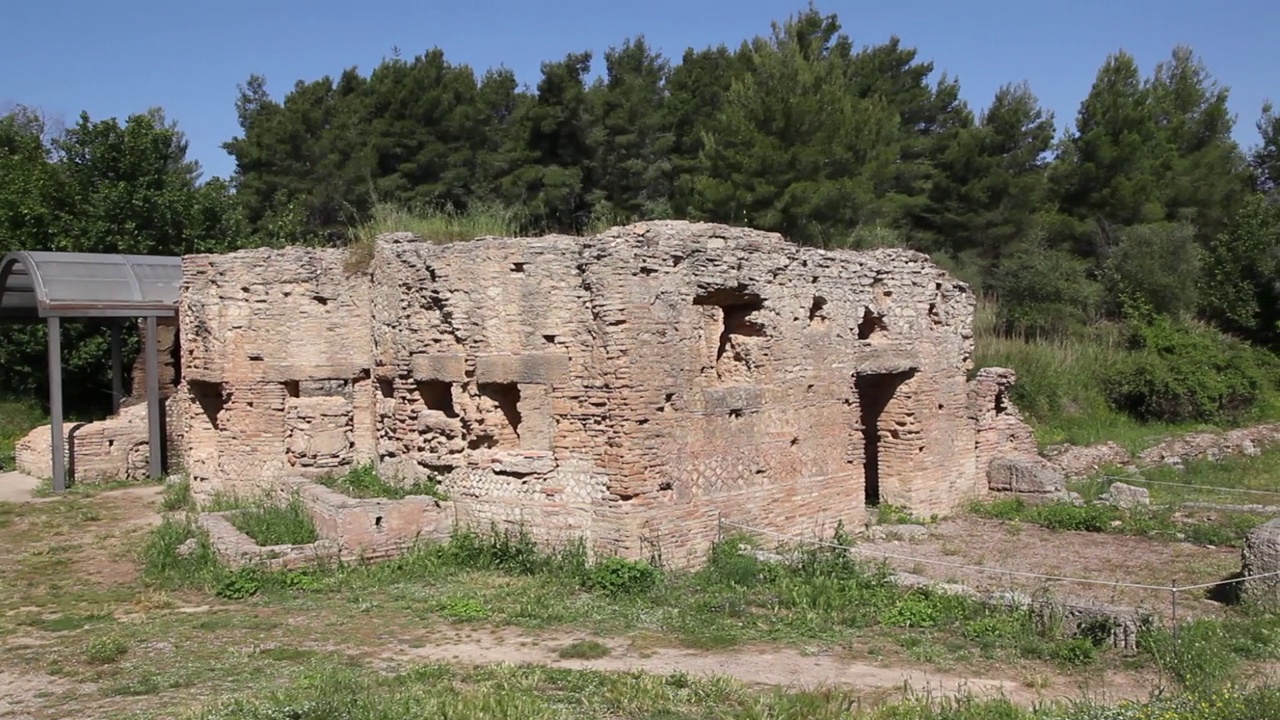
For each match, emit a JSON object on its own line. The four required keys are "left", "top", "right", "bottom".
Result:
{"left": 0, "top": 251, "right": 182, "bottom": 492}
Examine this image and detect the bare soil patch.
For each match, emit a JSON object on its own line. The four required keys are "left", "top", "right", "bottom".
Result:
{"left": 377, "top": 625, "right": 1154, "bottom": 707}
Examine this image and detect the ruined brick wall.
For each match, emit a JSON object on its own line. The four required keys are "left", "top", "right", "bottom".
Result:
{"left": 969, "top": 367, "right": 1040, "bottom": 487}
{"left": 15, "top": 395, "right": 183, "bottom": 484}
{"left": 180, "top": 221, "right": 990, "bottom": 566}
{"left": 126, "top": 319, "right": 181, "bottom": 404}
{"left": 574, "top": 223, "right": 980, "bottom": 564}
{"left": 177, "top": 247, "right": 375, "bottom": 499}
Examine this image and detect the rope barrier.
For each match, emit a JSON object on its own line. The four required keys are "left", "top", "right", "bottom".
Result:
{"left": 1098, "top": 474, "right": 1280, "bottom": 498}
{"left": 718, "top": 519, "right": 1280, "bottom": 594}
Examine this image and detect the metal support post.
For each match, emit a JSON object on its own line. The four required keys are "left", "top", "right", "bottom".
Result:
{"left": 47, "top": 317, "right": 65, "bottom": 493}
{"left": 145, "top": 316, "right": 163, "bottom": 480}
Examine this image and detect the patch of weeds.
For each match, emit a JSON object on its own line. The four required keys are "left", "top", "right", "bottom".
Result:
{"left": 160, "top": 478, "right": 193, "bottom": 512}
{"left": 1051, "top": 637, "right": 1100, "bottom": 667}
{"left": 875, "top": 504, "right": 919, "bottom": 525}
{"left": 584, "top": 556, "right": 661, "bottom": 597}
{"left": 557, "top": 639, "right": 610, "bottom": 660}
{"left": 257, "top": 646, "right": 319, "bottom": 663}
{"left": 139, "top": 516, "right": 219, "bottom": 588}
{"left": 439, "top": 596, "right": 488, "bottom": 622}
{"left": 969, "top": 497, "right": 1260, "bottom": 547}
{"left": 216, "top": 567, "right": 264, "bottom": 600}
{"left": 226, "top": 491, "right": 318, "bottom": 546}
{"left": 318, "top": 463, "right": 447, "bottom": 500}
{"left": 22, "top": 612, "right": 113, "bottom": 633}
{"left": 82, "top": 633, "right": 129, "bottom": 664}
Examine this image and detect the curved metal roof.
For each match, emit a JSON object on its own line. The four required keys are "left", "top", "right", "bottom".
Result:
{"left": 0, "top": 251, "right": 182, "bottom": 319}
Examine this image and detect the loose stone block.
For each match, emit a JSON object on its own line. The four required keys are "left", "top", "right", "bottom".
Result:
{"left": 1242, "top": 518, "right": 1280, "bottom": 604}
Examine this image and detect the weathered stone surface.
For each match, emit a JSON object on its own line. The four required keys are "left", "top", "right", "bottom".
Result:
{"left": 970, "top": 368, "right": 1040, "bottom": 485}
{"left": 1101, "top": 482, "right": 1150, "bottom": 509}
{"left": 987, "top": 457, "right": 1065, "bottom": 494}
{"left": 15, "top": 396, "right": 183, "bottom": 484}
{"left": 1043, "top": 441, "right": 1132, "bottom": 479}
{"left": 1139, "top": 424, "right": 1280, "bottom": 468}
{"left": 1242, "top": 518, "right": 1280, "bottom": 604}
{"left": 175, "top": 220, "right": 1044, "bottom": 567}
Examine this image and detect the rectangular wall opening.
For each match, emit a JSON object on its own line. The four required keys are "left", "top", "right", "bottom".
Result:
{"left": 416, "top": 380, "right": 458, "bottom": 418}
{"left": 189, "top": 379, "right": 227, "bottom": 431}
{"left": 856, "top": 370, "right": 915, "bottom": 507}
{"left": 479, "top": 382, "right": 522, "bottom": 445}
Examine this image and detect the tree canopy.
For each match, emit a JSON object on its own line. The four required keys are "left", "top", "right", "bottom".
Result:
{"left": 1, "top": 4, "right": 1277, "bottom": 418}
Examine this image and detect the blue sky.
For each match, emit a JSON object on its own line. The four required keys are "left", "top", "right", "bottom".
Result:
{"left": 3, "top": 0, "right": 1277, "bottom": 181}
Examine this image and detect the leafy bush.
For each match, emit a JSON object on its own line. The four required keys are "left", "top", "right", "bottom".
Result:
{"left": 160, "top": 478, "right": 193, "bottom": 512}
{"left": 1101, "top": 222, "right": 1201, "bottom": 318}
{"left": 216, "top": 567, "right": 263, "bottom": 600}
{"left": 82, "top": 633, "right": 129, "bottom": 664}
{"left": 585, "top": 557, "right": 661, "bottom": 597}
{"left": 557, "top": 640, "right": 610, "bottom": 659}
{"left": 139, "top": 516, "right": 219, "bottom": 587}
{"left": 992, "top": 238, "right": 1102, "bottom": 338}
{"left": 1104, "top": 315, "right": 1275, "bottom": 423}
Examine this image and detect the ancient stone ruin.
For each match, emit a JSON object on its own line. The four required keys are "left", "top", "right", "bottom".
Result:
{"left": 16, "top": 221, "right": 1049, "bottom": 566}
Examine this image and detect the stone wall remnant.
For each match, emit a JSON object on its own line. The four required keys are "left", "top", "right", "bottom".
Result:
{"left": 1242, "top": 518, "right": 1280, "bottom": 605}
{"left": 177, "top": 220, "right": 1042, "bottom": 567}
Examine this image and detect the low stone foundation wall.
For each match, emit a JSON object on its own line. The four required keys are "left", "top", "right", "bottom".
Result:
{"left": 200, "top": 478, "right": 455, "bottom": 570}
{"left": 1044, "top": 423, "right": 1280, "bottom": 480}
{"left": 15, "top": 398, "right": 182, "bottom": 484}
{"left": 892, "top": 572, "right": 1152, "bottom": 651}
{"left": 197, "top": 512, "right": 342, "bottom": 570}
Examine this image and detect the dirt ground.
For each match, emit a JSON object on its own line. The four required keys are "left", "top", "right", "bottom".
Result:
{"left": 0, "top": 485, "right": 1247, "bottom": 719}
{"left": 859, "top": 516, "right": 1242, "bottom": 621}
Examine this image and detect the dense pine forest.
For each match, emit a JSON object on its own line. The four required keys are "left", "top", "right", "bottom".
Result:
{"left": 2, "top": 7, "right": 1279, "bottom": 449}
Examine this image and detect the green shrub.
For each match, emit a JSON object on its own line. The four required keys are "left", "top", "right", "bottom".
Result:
{"left": 139, "top": 516, "right": 219, "bottom": 588}
{"left": 992, "top": 238, "right": 1102, "bottom": 339}
{"left": 1101, "top": 222, "right": 1201, "bottom": 318}
{"left": 584, "top": 556, "right": 662, "bottom": 597}
{"left": 160, "top": 478, "right": 193, "bottom": 512}
{"left": 82, "top": 633, "right": 129, "bottom": 664}
{"left": 216, "top": 567, "right": 264, "bottom": 600}
{"left": 1104, "top": 315, "right": 1274, "bottom": 424}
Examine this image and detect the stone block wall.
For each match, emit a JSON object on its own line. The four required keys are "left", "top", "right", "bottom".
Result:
{"left": 15, "top": 396, "right": 183, "bottom": 484}
{"left": 970, "top": 367, "right": 1041, "bottom": 480}
{"left": 176, "top": 248, "right": 376, "bottom": 498}
{"left": 179, "top": 221, "right": 1031, "bottom": 567}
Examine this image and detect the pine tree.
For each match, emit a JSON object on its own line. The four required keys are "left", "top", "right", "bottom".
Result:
{"left": 589, "top": 36, "right": 674, "bottom": 223}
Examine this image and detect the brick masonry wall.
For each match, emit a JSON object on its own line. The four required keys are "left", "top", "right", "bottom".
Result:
{"left": 16, "top": 395, "right": 184, "bottom": 484}
{"left": 180, "top": 221, "right": 1037, "bottom": 568}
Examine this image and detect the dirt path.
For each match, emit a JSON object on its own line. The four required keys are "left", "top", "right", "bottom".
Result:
{"left": 376, "top": 626, "right": 1154, "bottom": 707}
{"left": 0, "top": 471, "right": 41, "bottom": 503}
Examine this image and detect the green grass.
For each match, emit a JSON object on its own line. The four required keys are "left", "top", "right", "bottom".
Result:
{"left": 185, "top": 663, "right": 1280, "bottom": 720}
{"left": 345, "top": 202, "right": 526, "bottom": 272}
{"left": 557, "top": 639, "right": 610, "bottom": 660}
{"left": 0, "top": 398, "right": 46, "bottom": 471}
{"left": 972, "top": 296, "right": 1280, "bottom": 451}
{"left": 973, "top": 308, "right": 1202, "bottom": 451}
{"left": 317, "top": 463, "right": 446, "bottom": 500}
{"left": 201, "top": 490, "right": 319, "bottom": 546}
{"left": 138, "top": 523, "right": 1145, "bottom": 673}
{"left": 1128, "top": 444, "right": 1280, "bottom": 505}
{"left": 160, "top": 478, "right": 194, "bottom": 512}
{"left": 968, "top": 497, "right": 1266, "bottom": 547}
